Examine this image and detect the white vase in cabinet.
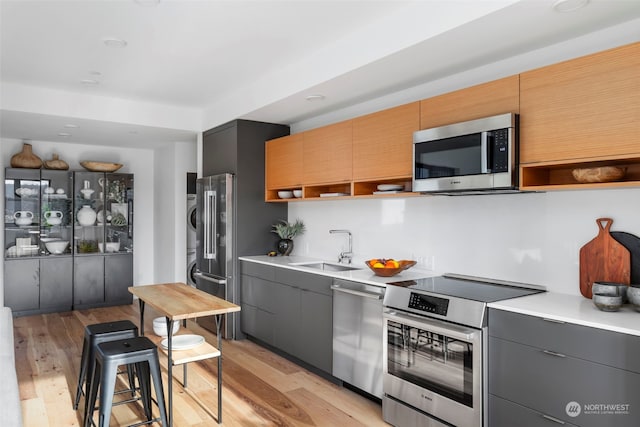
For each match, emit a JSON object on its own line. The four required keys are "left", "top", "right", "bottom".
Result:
{"left": 77, "top": 205, "right": 97, "bottom": 226}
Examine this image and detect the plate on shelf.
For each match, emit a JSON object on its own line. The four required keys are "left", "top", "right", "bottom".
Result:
{"left": 160, "top": 334, "right": 205, "bottom": 351}
{"left": 319, "top": 192, "right": 349, "bottom": 197}
{"left": 373, "top": 190, "right": 404, "bottom": 195}
{"left": 377, "top": 184, "right": 404, "bottom": 191}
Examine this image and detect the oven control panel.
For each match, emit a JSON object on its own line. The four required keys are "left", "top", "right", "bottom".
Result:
{"left": 408, "top": 292, "right": 449, "bottom": 316}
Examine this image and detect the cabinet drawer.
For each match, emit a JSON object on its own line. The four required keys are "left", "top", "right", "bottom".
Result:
{"left": 274, "top": 268, "right": 332, "bottom": 296}
{"left": 241, "top": 261, "right": 276, "bottom": 281}
{"left": 240, "top": 303, "right": 274, "bottom": 345}
{"left": 241, "top": 275, "right": 279, "bottom": 313}
{"left": 490, "top": 394, "right": 579, "bottom": 427}
{"left": 489, "top": 336, "right": 640, "bottom": 427}
{"left": 488, "top": 308, "right": 640, "bottom": 372}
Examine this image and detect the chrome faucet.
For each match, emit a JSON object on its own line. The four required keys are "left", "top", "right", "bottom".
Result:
{"left": 329, "top": 229, "right": 352, "bottom": 264}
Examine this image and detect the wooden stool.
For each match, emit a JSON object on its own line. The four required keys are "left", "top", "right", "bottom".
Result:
{"left": 73, "top": 320, "right": 139, "bottom": 417}
{"left": 85, "top": 336, "right": 168, "bottom": 427}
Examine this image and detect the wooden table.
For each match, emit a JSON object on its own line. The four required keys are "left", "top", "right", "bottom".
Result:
{"left": 128, "top": 283, "right": 240, "bottom": 426}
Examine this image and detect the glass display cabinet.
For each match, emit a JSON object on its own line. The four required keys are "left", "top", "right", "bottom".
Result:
{"left": 4, "top": 168, "right": 74, "bottom": 315}
{"left": 3, "top": 168, "right": 133, "bottom": 315}
{"left": 72, "top": 172, "right": 133, "bottom": 309}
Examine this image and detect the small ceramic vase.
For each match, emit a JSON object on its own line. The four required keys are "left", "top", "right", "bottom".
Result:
{"left": 10, "top": 143, "right": 43, "bottom": 169}
{"left": 77, "top": 205, "right": 97, "bottom": 226}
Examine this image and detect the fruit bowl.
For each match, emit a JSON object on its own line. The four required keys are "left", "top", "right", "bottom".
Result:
{"left": 365, "top": 259, "right": 417, "bottom": 277}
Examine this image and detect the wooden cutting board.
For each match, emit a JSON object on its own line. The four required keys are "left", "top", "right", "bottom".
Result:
{"left": 579, "top": 218, "right": 631, "bottom": 298}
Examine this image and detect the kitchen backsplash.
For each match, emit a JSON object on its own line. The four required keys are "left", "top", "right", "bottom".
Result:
{"left": 288, "top": 188, "right": 640, "bottom": 296}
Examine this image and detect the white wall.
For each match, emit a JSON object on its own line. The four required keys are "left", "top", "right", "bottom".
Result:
{"left": 154, "top": 141, "right": 197, "bottom": 284}
{"left": 288, "top": 189, "right": 640, "bottom": 296}
{"left": 0, "top": 137, "right": 195, "bottom": 305}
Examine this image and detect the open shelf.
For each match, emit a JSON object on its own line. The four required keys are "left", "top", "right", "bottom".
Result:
{"left": 520, "top": 157, "right": 640, "bottom": 191}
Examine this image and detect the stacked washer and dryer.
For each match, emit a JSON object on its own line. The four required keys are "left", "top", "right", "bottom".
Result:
{"left": 186, "top": 193, "right": 197, "bottom": 287}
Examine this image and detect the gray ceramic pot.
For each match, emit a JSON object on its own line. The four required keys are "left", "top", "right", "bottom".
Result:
{"left": 592, "top": 293, "right": 623, "bottom": 312}
{"left": 627, "top": 285, "right": 640, "bottom": 312}
{"left": 592, "top": 282, "right": 628, "bottom": 303}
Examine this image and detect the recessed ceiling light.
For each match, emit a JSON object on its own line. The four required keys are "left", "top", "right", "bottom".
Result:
{"left": 102, "top": 37, "right": 128, "bottom": 48}
{"left": 305, "top": 94, "right": 325, "bottom": 102}
{"left": 58, "top": 132, "right": 71, "bottom": 137}
{"left": 552, "top": 0, "right": 589, "bottom": 12}
{"left": 81, "top": 79, "right": 100, "bottom": 85}
{"left": 64, "top": 124, "right": 78, "bottom": 129}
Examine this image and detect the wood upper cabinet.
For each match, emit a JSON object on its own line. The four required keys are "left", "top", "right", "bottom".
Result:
{"left": 352, "top": 102, "right": 419, "bottom": 181}
{"left": 303, "top": 120, "right": 353, "bottom": 185}
{"left": 265, "top": 133, "right": 303, "bottom": 189}
{"left": 420, "top": 75, "right": 520, "bottom": 129}
{"left": 520, "top": 42, "right": 640, "bottom": 165}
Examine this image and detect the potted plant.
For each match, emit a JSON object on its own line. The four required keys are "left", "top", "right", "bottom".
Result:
{"left": 271, "top": 219, "right": 305, "bottom": 255}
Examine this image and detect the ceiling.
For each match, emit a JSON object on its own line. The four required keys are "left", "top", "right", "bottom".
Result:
{"left": 1, "top": 0, "right": 639, "bottom": 148}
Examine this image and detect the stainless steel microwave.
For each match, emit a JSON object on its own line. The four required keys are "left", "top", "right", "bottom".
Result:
{"left": 413, "top": 113, "right": 519, "bottom": 194}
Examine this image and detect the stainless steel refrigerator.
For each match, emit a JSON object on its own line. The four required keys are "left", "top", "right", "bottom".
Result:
{"left": 195, "top": 173, "right": 235, "bottom": 337}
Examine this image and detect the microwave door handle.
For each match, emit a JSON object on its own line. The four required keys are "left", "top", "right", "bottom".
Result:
{"left": 480, "top": 131, "right": 490, "bottom": 173}
{"left": 203, "top": 190, "right": 217, "bottom": 260}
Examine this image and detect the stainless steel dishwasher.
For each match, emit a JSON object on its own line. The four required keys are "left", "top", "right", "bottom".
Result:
{"left": 332, "top": 278, "right": 385, "bottom": 399}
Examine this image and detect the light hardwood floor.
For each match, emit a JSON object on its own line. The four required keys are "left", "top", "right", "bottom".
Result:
{"left": 13, "top": 303, "right": 389, "bottom": 426}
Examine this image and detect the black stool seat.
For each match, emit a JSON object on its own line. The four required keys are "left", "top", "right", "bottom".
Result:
{"left": 74, "top": 321, "right": 139, "bottom": 415}
{"left": 85, "top": 336, "right": 168, "bottom": 427}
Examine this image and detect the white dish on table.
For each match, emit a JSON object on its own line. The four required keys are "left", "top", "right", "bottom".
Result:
{"left": 377, "top": 184, "right": 404, "bottom": 191}
{"left": 161, "top": 334, "right": 205, "bottom": 350}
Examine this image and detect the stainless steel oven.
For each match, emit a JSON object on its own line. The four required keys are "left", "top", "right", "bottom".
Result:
{"left": 382, "top": 274, "right": 544, "bottom": 427}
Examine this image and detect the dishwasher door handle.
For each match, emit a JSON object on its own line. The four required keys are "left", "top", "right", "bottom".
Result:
{"left": 331, "top": 284, "right": 383, "bottom": 300}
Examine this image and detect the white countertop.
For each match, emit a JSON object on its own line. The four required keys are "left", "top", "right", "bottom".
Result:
{"left": 239, "top": 255, "right": 438, "bottom": 287}
{"left": 241, "top": 255, "right": 640, "bottom": 337}
{"left": 488, "top": 292, "right": 640, "bottom": 337}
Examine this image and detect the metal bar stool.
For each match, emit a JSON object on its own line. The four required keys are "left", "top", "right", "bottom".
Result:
{"left": 74, "top": 320, "right": 139, "bottom": 417}
{"left": 85, "top": 336, "right": 168, "bottom": 427}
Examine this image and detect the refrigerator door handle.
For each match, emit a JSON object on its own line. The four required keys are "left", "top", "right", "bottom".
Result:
{"left": 194, "top": 271, "right": 227, "bottom": 284}
{"left": 203, "top": 189, "right": 217, "bottom": 259}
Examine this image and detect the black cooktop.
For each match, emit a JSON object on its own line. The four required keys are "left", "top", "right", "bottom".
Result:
{"left": 387, "top": 275, "right": 544, "bottom": 303}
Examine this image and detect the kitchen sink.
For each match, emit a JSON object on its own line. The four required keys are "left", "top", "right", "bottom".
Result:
{"left": 290, "top": 261, "right": 361, "bottom": 272}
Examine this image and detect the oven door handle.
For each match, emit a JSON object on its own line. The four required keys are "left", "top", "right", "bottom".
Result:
{"left": 384, "top": 310, "right": 480, "bottom": 342}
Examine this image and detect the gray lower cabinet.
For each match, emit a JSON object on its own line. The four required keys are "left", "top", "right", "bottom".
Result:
{"left": 4, "top": 258, "right": 39, "bottom": 313}
{"left": 489, "top": 308, "right": 640, "bottom": 427}
{"left": 240, "top": 261, "right": 333, "bottom": 374}
{"left": 74, "top": 255, "right": 105, "bottom": 307}
{"left": 74, "top": 254, "right": 133, "bottom": 309}
{"left": 105, "top": 254, "right": 133, "bottom": 305}
{"left": 4, "top": 257, "right": 73, "bottom": 315}
{"left": 490, "top": 394, "right": 579, "bottom": 427}
{"left": 39, "top": 256, "right": 73, "bottom": 312}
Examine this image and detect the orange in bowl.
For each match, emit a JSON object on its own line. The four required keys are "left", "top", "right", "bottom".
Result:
{"left": 365, "top": 259, "right": 417, "bottom": 277}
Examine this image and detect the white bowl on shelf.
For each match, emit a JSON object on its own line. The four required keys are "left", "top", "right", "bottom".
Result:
{"left": 98, "top": 241, "right": 120, "bottom": 253}
{"left": 293, "top": 189, "right": 303, "bottom": 198}
{"left": 45, "top": 240, "right": 69, "bottom": 254}
{"left": 153, "top": 317, "right": 180, "bottom": 337}
{"left": 278, "top": 190, "right": 293, "bottom": 199}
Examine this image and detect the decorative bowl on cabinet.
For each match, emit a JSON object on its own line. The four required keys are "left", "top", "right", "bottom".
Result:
{"left": 572, "top": 166, "right": 626, "bottom": 183}
{"left": 79, "top": 161, "right": 123, "bottom": 172}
